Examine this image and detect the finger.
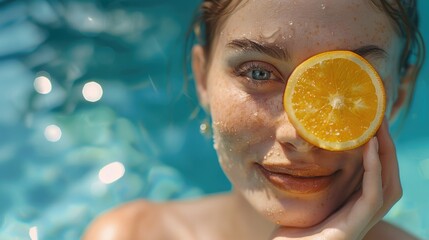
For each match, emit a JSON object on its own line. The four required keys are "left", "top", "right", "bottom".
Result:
{"left": 362, "top": 137, "right": 381, "bottom": 190}
{"left": 376, "top": 118, "right": 396, "bottom": 162}
{"left": 375, "top": 118, "right": 401, "bottom": 194}
{"left": 349, "top": 137, "right": 383, "bottom": 239}
{"left": 357, "top": 137, "right": 383, "bottom": 214}
{"left": 376, "top": 118, "right": 403, "bottom": 213}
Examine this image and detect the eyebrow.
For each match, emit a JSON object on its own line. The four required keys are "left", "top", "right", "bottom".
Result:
{"left": 226, "top": 38, "right": 387, "bottom": 60}
{"left": 227, "top": 38, "right": 290, "bottom": 60}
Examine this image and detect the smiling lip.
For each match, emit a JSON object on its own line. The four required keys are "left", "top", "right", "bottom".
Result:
{"left": 256, "top": 164, "right": 338, "bottom": 194}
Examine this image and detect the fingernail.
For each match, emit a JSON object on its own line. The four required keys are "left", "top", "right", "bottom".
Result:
{"left": 373, "top": 137, "right": 379, "bottom": 153}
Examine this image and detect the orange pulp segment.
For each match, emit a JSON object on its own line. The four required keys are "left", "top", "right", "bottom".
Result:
{"left": 283, "top": 50, "right": 386, "bottom": 151}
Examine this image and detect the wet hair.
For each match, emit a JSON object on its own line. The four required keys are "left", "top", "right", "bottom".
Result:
{"left": 191, "top": 0, "right": 244, "bottom": 58}
{"left": 371, "top": 0, "right": 425, "bottom": 117}
{"left": 187, "top": 0, "right": 425, "bottom": 111}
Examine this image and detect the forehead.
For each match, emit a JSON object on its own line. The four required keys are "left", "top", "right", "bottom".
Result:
{"left": 217, "top": 0, "right": 397, "bottom": 59}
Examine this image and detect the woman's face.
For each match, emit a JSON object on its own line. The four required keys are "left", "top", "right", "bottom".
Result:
{"left": 195, "top": 0, "right": 402, "bottom": 227}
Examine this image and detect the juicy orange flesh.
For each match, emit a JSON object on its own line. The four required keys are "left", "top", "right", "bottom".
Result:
{"left": 291, "top": 58, "right": 378, "bottom": 142}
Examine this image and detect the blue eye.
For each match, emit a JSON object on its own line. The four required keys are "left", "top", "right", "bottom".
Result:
{"left": 248, "top": 69, "right": 272, "bottom": 80}
{"left": 234, "top": 61, "right": 281, "bottom": 83}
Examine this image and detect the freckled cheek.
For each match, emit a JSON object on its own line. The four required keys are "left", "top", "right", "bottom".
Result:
{"left": 382, "top": 75, "right": 399, "bottom": 115}
{"left": 210, "top": 95, "right": 264, "bottom": 136}
{"left": 376, "top": 62, "right": 400, "bottom": 114}
{"left": 208, "top": 85, "right": 279, "bottom": 147}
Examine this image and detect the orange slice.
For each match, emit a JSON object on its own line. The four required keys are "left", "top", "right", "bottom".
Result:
{"left": 283, "top": 50, "right": 386, "bottom": 151}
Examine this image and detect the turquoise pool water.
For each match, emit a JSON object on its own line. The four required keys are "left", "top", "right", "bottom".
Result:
{"left": 0, "top": 1, "right": 428, "bottom": 239}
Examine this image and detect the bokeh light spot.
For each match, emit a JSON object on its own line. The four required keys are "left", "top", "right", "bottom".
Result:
{"left": 34, "top": 76, "right": 52, "bottom": 94}
{"left": 44, "top": 124, "right": 62, "bottom": 142}
{"left": 29, "top": 226, "right": 38, "bottom": 240}
{"left": 82, "top": 81, "right": 103, "bottom": 102}
{"left": 98, "top": 161, "right": 125, "bottom": 184}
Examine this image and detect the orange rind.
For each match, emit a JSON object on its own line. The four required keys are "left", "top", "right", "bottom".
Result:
{"left": 283, "top": 51, "right": 386, "bottom": 151}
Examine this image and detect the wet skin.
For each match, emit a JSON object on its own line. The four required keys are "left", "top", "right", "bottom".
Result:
{"left": 197, "top": 0, "right": 403, "bottom": 228}
{"left": 82, "top": 1, "right": 416, "bottom": 239}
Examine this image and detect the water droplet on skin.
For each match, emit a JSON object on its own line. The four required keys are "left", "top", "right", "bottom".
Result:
{"left": 262, "top": 27, "right": 280, "bottom": 39}
{"left": 288, "top": 20, "right": 293, "bottom": 26}
{"left": 288, "top": 34, "right": 293, "bottom": 39}
{"left": 321, "top": 3, "right": 326, "bottom": 9}
{"left": 254, "top": 112, "right": 258, "bottom": 117}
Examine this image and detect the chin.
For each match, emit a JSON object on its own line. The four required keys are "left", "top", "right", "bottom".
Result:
{"left": 248, "top": 192, "right": 338, "bottom": 228}
{"left": 273, "top": 211, "right": 331, "bottom": 228}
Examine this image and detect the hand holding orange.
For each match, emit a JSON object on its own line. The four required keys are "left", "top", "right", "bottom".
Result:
{"left": 283, "top": 51, "right": 386, "bottom": 151}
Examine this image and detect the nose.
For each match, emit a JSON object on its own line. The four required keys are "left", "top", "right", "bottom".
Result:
{"left": 275, "top": 115, "right": 316, "bottom": 152}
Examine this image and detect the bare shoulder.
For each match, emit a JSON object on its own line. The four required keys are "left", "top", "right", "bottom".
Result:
{"left": 82, "top": 200, "right": 195, "bottom": 240}
{"left": 365, "top": 220, "right": 420, "bottom": 240}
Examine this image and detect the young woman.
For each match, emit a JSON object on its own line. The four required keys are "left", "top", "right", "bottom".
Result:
{"left": 83, "top": 0, "right": 425, "bottom": 239}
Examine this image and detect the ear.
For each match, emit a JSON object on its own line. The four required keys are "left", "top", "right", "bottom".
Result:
{"left": 389, "top": 64, "right": 416, "bottom": 121}
{"left": 192, "top": 45, "right": 210, "bottom": 111}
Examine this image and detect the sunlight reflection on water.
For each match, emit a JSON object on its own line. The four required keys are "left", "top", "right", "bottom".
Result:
{"left": 0, "top": 0, "right": 428, "bottom": 239}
